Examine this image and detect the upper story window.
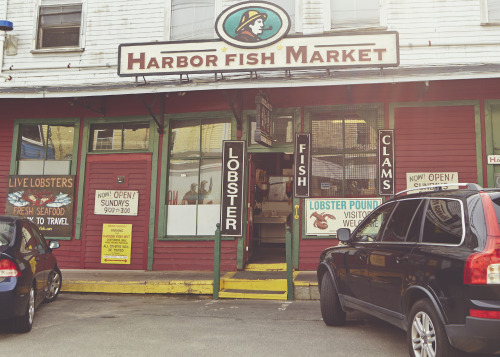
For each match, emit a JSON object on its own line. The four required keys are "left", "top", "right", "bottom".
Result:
{"left": 37, "top": 3, "right": 82, "bottom": 49}
{"left": 330, "top": 0, "right": 381, "bottom": 30}
{"left": 481, "top": 0, "right": 500, "bottom": 24}
{"left": 170, "top": 0, "right": 215, "bottom": 40}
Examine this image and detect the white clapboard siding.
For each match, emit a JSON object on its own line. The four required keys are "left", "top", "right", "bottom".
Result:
{"left": 3, "top": 0, "right": 500, "bottom": 92}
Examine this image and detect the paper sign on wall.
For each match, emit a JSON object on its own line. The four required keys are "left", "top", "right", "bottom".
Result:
{"left": 101, "top": 224, "right": 132, "bottom": 264}
{"left": 94, "top": 190, "right": 139, "bottom": 216}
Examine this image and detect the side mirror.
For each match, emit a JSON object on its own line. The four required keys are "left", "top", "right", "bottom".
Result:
{"left": 337, "top": 228, "right": 351, "bottom": 242}
{"left": 48, "top": 241, "right": 60, "bottom": 250}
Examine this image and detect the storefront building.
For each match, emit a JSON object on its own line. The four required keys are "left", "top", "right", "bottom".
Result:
{"left": 1, "top": 1, "right": 500, "bottom": 273}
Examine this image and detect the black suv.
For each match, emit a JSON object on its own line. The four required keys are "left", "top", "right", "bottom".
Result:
{"left": 317, "top": 184, "right": 500, "bottom": 356}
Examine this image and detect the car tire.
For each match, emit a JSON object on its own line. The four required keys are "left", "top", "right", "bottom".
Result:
{"left": 12, "top": 284, "right": 35, "bottom": 333}
{"left": 44, "top": 268, "right": 62, "bottom": 303}
{"left": 407, "top": 299, "right": 464, "bottom": 357}
{"left": 320, "top": 273, "right": 346, "bottom": 326}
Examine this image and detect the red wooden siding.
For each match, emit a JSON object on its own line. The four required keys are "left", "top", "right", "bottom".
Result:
{"left": 0, "top": 120, "right": 14, "bottom": 214}
{"left": 153, "top": 240, "right": 237, "bottom": 271}
{"left": 81, "top": 153, "right": 152, "bottom": 270}
{"left": 53, "top": 239, "right": 83, "bottom": 269}
{"left": 394, "top": 106, "right": 478, "bottom": 192}
{"left": 298, "top": 239, "right": 338, "bottom": 271}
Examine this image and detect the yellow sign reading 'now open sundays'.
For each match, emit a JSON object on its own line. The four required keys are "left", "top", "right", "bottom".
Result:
{"left": 101, "top": 224, "right": 132, "bottom": 264}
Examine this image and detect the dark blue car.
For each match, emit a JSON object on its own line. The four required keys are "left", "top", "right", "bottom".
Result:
{"left": 0, "top": 216, "right": 61, "bottom": 332}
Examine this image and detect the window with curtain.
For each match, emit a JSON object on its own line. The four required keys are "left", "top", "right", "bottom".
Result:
{"left": 170, "top": 0, "right": 215, "bottom": 40}
{"left": 309, "top": 105, "right": 383, "bottom": 198}
{"left": 18, "top": 124, "right": 75, "bottom": 175}
{"left": 330, "top": 0, "right": 380, "bottom": 29}
{"left": 166, "top": 118, "right": 231, "bottom": 236}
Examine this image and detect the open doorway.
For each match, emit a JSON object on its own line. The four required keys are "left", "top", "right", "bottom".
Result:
{"left": 247, "top": 152, "right": 293, "bottom": 264}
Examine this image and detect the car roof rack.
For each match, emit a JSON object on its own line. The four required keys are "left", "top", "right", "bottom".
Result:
{"left": 391, "top": 183, "right": 483, "bottom": 199}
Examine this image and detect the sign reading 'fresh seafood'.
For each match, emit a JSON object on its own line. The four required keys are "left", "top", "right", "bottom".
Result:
{"left": 6, "top": 175, "right": 75, "bottom": 237}
{"left": 305, "top": 198, "right": 382, "bottom": 236}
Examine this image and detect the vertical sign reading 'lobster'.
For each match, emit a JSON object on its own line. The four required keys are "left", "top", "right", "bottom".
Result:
{"left": 220, "top": 141, "right": 245, "bottom": 237}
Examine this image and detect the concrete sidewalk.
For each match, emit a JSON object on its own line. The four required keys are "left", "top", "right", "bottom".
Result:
{"left": 60, "top": 269, "right": 319, "bottom": 300}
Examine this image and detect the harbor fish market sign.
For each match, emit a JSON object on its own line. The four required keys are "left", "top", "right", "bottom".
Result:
{"left": 118, "top": 2, "right": 399, "bottom": 77}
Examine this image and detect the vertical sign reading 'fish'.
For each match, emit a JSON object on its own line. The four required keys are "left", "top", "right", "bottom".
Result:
{"left": 6, "top": 175, "right": 75, "bottom": 237}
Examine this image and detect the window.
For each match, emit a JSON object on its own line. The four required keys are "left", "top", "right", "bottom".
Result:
{"left": 382, "top": 199, "right": 423, "bottom": 243}
{"left": 166, "top": 118, "right": 231, "bottom": 236}
{"left": 354, "top": 202, "right": 395, "bottom": 242}
{"left": 249, "top": 114, "right": 294, "bottom": 146}
{"left": 90, "top": 123, "right": 150, "bottom": 152}
{"left": 422, "top": 199, "right": 464, "bottom": 245}
{"left": 37, "top": 4, "right": 82, "bottom": 49}
{"left": 481, "top": 0, "right": 500, "bottom": 24}
{"left": 271, "top": 0, "right": 295, "bottom": 34}
{"left": 309, "top": 105, "right": 383, "bottom": 197}
{"left": 330, "top": 0, "right": 380, "bottom": 29}
{"left": 18, "top": 124, "right": 75, "bottom": 175}
{"left": 170, "top": 0, "right": 215, "bottom": 40}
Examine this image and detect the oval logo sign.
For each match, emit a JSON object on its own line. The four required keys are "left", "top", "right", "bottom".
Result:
{"left": 215, "top": 2, "right": 291, "bottom": 49}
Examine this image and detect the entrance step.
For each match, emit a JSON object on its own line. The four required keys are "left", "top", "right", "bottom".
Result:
{"left": 245, "top": 263, "right": 286, "bottom": 271}
{"left": 218, "top": 266, "right": 288, "bottom": 300}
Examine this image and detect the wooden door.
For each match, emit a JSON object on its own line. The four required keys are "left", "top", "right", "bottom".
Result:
{"left": 81, "top": 153, "right": 152, "bottom": 269}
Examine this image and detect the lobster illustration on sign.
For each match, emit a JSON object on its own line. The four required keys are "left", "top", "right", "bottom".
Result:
{"left": 310, "top": 211, "right": 336, "bottom": 230}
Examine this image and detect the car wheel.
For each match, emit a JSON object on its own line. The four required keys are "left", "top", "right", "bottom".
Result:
{"left": 407, "top": 299, "right": 463, "bottom": 357}
{"left": 320, "top": 273, "right": 346, "bottom": 326}
{"left": 44, "top": 268, "right": 62, "bottom": 303}
{"left": 12, "top": 284, "right": 35, "bottom": 333}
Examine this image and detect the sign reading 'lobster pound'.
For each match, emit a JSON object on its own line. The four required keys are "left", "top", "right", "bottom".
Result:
{"left": 220, "top": 141, "right": 246, "bottom": 237}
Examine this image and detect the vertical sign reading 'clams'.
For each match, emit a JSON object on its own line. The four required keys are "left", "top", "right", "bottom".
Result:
{"left": 215, "top": 1, "right": 291, "bottom": 49}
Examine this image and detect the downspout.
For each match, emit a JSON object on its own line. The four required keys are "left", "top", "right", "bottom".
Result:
{"left": 0, "top": 0, "right": 11, "bottom": 79}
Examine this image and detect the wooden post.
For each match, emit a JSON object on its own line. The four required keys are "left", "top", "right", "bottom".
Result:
{"left": 213, "top": 223, "right": 221, "bottom": 300}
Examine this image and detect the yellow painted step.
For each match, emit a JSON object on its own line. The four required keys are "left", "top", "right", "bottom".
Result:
{"left": 245, "top": 263, "right": 286, "bottom": 271}
{"left": 221, "top": 278, "right": 287, "bottom": 291}
{"left": 219, "top": 289, "right": 287, "bottom": 300}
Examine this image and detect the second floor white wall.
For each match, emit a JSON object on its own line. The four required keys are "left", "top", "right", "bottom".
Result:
{"left": 2, "top": 0, "right": 500, "bottom": 96}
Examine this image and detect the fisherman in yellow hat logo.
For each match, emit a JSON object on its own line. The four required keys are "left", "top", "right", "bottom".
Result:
{"left": 234, "top": 10, "right": 268, "bottom": 42}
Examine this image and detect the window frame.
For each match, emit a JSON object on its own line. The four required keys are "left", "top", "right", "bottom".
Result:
{"left": 158, "top": 111, "right": 236, "bottom": 240}
{"left": 353, "top": 201, "right": 396, "bottom": 243}
{"left": 11, "top": 118, "right": 81, "bottom": 176}
{"left": 324, "top": 0, "right": 387, "bottom": 32}
{"left": 166, "top": 0, "right": 221, "bottom": 41}
{"left": 305, "top": 104, "right": 384, "bottom": 198}
{"left": 89, "top": 122, "right": 152, "bottom": 153}
{"left": 379, "top": 198, "right": 425, "bottom": 244}
{"left": 480, "top": 0, "right": 500, "bottom": 25}
{"left": 32, "top": 0, "right": 86, "bottom": 53}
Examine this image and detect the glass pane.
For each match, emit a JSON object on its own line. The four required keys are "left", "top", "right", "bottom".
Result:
{"left": 331, "top": 0, "right": 379, "bottom": 28}
{"left": 43, "top": 160, "right": 71, "bottom": 174}
{"left": 345, "top": 153, "right": 377, "bottom": 197}
{"left": 422, "top": 199, "right": 463, "bottom": 245}
{"left": 382, "top": 199, "right": 423, "bottom": 242}
{"left": 171, "top": 0, "right": 215, "bottom": 40}
{"left": 20, "top": 125, "right": 46, "bottom": 159}
{"left": 199, "top": 159, "right": 221, "bottom": 205}
{"left": 170, "top": 120, "right": 200, "bottom": 158}
{"left": 272, "top": 115, "right": 293, "bottom": 144}
{"left": 311, "top": 155, "right": 343, "bottom": 197}
{"left": 123, "top": 123, "right": 150, "bottom": 150}
{"left": 270, "top": 0, "right": 295, "bottom": 33}
{"left": 489, "top": 0, "right": 500, "bottom": 22}
{"left": 47, "top": 125, "right": 74, "bottom": 160}
{"left": 354, "top": 202, "right": 395, "bottom": 242}
{"left": 90, "top": 123, "right": 122, "bottom": 151}
{"left": 41, "top": 27, "right": 80, "bottom": 48}
{"left": 201, "top": 120, "right": 231, "bottom": 157}
{"left": 18, "top": 161, "right": 44, "bottom": 175}
{"left": 311, "top": 113, "right": 343, "bottom": 153}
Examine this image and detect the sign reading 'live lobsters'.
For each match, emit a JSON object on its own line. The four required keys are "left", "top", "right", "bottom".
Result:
{"left": 6, "top": 175, "right": 75, "bottom": 237}
{"left": 220, "top": 141, "right": 245, "bottom": 237}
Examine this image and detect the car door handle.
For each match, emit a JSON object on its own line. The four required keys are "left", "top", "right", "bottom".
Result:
{"left": 396, "top": 256, "right": 408, "bottom": 264}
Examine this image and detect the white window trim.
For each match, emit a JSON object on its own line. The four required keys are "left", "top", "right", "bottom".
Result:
{"left": 480, "top": 0, "right": 500, "bottom": 25}
{"left": 323, "top": 0, "right": 387, "bottom": 32}
{"left": 31, "top": 0, "right": 86, "bottom": 53}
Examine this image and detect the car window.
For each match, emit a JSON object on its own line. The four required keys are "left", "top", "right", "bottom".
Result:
{"left": 406, "top": 200, "right": 425, "bottom": 243}
{"left": 422, "top": 199, "right": 463, "bottom": 245}
{"left": 0, "top": 221, "right": 15, "bottom": 247}
{"left": 354, "top": 202, "right": 396, "bottom": 242}
{"left": 20, "top": 224, "right": 38, "bottom": 254}
{"left": 382, "top": 199, "right": 423, "bottom": 243}
{"left": 30, "top": 222, "right": 48, "bottom": 251}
